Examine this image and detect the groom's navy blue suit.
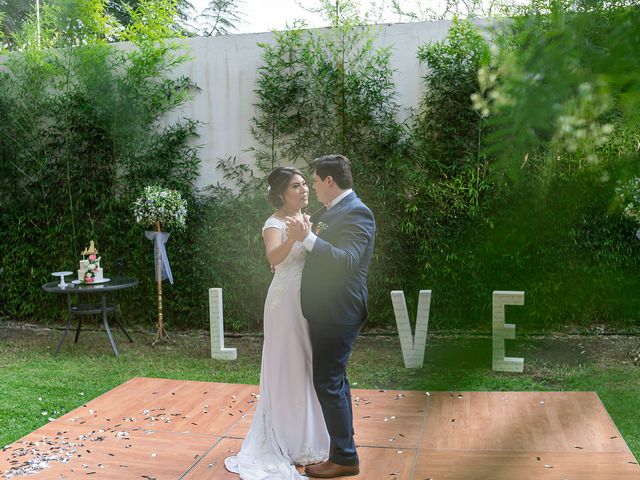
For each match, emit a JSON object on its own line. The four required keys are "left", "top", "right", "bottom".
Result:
{"left": 301, "top": 192, "right": 375, "bottom": 467}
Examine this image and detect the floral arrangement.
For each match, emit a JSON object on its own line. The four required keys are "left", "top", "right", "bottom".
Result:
{"left": 314, "top": 221, "right": 328, "bottom": 235}
{"left": 617, "top": 177, "right": 640, "bottom": 224}
{"left": 133, "top": 185, "right": 188, "bottom": 231}
{"left": 84, "top": 254, "right": 100, "bottom": 283}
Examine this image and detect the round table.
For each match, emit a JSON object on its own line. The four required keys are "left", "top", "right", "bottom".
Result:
{"left": 42, "top": 276, "right": 139, "bottom": 356}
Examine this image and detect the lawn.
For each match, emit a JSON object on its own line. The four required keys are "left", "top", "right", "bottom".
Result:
{"left": 1, "top": 321, "right": 638, "bottom": 462}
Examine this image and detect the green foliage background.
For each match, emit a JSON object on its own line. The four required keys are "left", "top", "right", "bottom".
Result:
{"left": 1, "top": 0, "right": 639, "bottom": 332}
{"left": 0, "top": 0, "right": 209, "bottom": 328}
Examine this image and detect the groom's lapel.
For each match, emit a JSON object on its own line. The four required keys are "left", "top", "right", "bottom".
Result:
{"left": 310, "top": 206, "right": 327, "bottom": 225}
{"left": 320, "top": 192, "right": 357, "bottom": 224}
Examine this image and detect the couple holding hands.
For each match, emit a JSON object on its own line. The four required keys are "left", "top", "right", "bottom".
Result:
{"left": 224, "top": 154, "right": 375, "bottom": 479}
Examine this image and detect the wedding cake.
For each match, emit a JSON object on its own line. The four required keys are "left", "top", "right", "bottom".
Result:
{"left": 78, "top": 240, "right": 104, "bottom": 283}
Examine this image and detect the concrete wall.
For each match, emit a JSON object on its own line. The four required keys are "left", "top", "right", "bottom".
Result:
{"left": 167, "top": 20, "right": 490, "bottom": 189}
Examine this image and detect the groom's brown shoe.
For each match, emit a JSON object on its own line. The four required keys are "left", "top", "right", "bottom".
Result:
{"left": 304, "top": 460, "right": 359, "bottom": 478}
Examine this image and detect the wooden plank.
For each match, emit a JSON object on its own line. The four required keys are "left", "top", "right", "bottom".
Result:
{"left": 180, "top": 437, "right": 244, "bottom": 479}
{"left": 351, "top": 389, "right": 429, "bottom": 415}
{"left": 55, "top": 377, "right": 259, "bottom": 437}
{"left": 1, "top": 421, "right": 217, "bottom": 479}
{"left": 414, "top": 450, "right": 640, "bottom": 480}
{"left": 351, "top": 389, "right": 428, "bottom": 449}
{"left": 421, "top": 391, "right": 632, "bottom": 452}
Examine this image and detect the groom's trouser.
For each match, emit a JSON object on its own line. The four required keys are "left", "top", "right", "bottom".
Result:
{"left": 309, "top": 322, "right": 362, "bottom": 467}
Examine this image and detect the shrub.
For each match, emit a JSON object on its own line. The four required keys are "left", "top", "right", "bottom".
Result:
{"left": 0, "top": 1, "right": 202, "bottom": 327}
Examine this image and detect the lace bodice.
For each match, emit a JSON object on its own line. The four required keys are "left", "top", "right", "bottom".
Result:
{"left": 262, "top": 217, "right": 307, "bottom": 274}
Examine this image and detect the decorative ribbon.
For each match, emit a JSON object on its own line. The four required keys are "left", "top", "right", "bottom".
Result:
{"left": 145, "top": 231, "right": 174, "bottom": 284}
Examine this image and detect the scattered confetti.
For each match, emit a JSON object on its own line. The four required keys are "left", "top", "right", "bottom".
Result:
{"left": 2, "top": 431, "right": 107, "bottom": 479}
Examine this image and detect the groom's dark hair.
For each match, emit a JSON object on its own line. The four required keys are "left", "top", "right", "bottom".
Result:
{"left": 312, "top": 154, "right": 353, "bottom": 189}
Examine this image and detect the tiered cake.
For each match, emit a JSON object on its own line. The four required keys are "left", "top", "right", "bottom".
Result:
{"left": 78, "top": 240, "right": 104, "bottom": 283}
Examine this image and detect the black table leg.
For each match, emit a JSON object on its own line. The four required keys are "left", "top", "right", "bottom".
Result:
{"left": 102, "top": 294, "right": 119, "bottom": 356}
{"left": 116, "top": 319, "right": 134, "bottom": 342}
{"left": 55, "top": 294, "right": 74, "bottom": 355}
{"left": 113, "top": 303, "right": 133, "bottom": 342}
{"left": 74, "top": 317, "right": 83, "bottom": 343}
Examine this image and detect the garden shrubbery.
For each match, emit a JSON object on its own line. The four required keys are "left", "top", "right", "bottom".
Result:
{"left": 1, "top": 0, "right": 639, "bottom": 331}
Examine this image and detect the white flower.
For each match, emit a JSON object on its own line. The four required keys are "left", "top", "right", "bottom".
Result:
{"left": 619, "top": 177, "right": 640, "bottom": 225}
{"left": 601, "top": 123, "right": 614, "bottom": 135}
{"left": 133, "top": 185, "right": 187, "bottom": 230}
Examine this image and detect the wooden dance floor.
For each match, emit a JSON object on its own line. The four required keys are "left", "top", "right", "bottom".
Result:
{"left": 2, "top": 377, "right": 639, "bottom": 479}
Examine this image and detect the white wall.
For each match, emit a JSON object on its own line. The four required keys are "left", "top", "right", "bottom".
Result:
{"left": 168, "top": 20, "right": 490, "bottom": 189}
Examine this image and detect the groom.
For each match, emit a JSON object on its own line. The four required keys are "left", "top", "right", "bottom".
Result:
{"left": 286, "top": 154, "right": 375, "bottom": 478}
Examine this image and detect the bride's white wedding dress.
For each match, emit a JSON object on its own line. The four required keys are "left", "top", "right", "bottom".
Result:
{"left": 224, "top": 216, "right": 329, "bottom": 479}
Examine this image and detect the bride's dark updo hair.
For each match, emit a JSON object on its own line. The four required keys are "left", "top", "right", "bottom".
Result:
{"left": 267, "top": 166, "right": 305, "bottom": 209}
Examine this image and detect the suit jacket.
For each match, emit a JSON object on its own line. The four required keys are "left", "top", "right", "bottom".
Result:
{"left": 300, "top": 192, "right": 376, "bottom": 326}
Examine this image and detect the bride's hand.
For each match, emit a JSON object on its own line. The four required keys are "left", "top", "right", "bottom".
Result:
{"left": 285, "top": 216, "right": 309, "bottom": 242}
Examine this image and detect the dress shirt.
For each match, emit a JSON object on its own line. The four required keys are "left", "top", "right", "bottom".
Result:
{"left": 302, "top": 189, "right": 354, "bottom": 251}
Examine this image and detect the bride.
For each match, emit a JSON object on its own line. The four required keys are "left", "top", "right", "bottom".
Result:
{"left": 224, "top": 167, "right": 329, "bottom": 479}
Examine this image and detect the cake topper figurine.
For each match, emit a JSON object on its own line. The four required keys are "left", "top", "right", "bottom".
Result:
{"left": 81, "top": 240, "right": 98, "bottom": 258}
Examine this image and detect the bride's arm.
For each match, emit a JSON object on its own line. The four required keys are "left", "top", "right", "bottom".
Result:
{"left": 263, "top": 227, "right": 295, "bottom": 266}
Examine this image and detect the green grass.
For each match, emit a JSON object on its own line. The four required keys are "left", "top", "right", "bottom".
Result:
{"left": 1, "top": 323, "right": 638, "bottom": 463}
